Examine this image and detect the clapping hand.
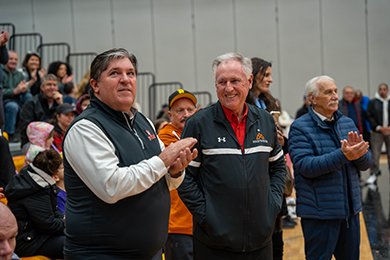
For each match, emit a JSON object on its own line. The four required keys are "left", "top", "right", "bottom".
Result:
{"left": 340, "top": 131, "right": 369, "bottom": 160}
{"left": 0, "top": 30, "right": 9, "bottom": 46}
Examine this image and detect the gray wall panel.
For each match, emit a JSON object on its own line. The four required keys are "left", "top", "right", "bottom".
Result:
{"left": 367, "top": 0, "right": 390, "bottom": 96}
{"left": 112, "top": 0, "right": 154, "bottom": 73}
{"left": 322, "top": 0, "right": 367, "bottom": 94}
{"left": 153, "top": 0, "right": 196, "bottom": 90}
{"left": 278, "top": 0, "right": 322, "bottom": 115}
{"left": 33, "top": 0, "right": 73, "bottom": 46}
{"left": 193, "top": 0, "right": 236, "bottom": 101}
{"left": 72, "top": 0, "right": 112, "bottom": 53}
{"left": 0, "top": 0, "right": 35, "bottom": 33}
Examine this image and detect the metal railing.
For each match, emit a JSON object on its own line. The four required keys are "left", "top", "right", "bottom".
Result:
{"left": 9, "top": 33, "right": 42, "bottom": 66}
{"left": 148, "top": 82, "right": 183, "bottom": 121}
{"left": 192, "top": 91, "right": 213, "bottom": 108}
{"left": 37, "top": 42, "right": 71, "bottom": 69}
{"left": 66, "top": 52, "right": 97, "bottom": 85}
{"left": 137, "top": 72, "right": 155, "bottom": 118}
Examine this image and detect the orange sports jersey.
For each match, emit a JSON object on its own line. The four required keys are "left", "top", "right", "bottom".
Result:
{"left": 158, "top": 123, "right": 193, "bottom": 235}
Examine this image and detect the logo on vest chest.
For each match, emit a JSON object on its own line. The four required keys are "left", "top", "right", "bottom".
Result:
{"left": 146, "top": 130, "right": 156, "bottom": 141}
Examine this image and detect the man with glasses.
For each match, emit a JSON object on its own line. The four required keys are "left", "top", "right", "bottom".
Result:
{"left": 19, "top": 73, "right": 62, "bottom": 153}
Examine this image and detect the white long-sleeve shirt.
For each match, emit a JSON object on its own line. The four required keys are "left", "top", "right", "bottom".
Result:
{"left": 63, "top": 119, "right": 185, "bottom": 204}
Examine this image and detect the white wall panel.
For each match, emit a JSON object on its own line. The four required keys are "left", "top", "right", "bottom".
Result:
{"left": 72, "top": 0, "right": 112, "bottom": 53}
{"left": 367, "top": 0, "right": 390, "bottom": 97}
{"left": 0, "top": 0, "right": 35, "bottom": 33}
{"left": 235, "top": 0, "right": 279, "bottom": 100}
{"left": 278, "top": 0, "right": 322, "bottom": 116}
{"left": 153, "top": 0, "right": 195, "bottom": 90}
{"left": 112, "top": 0, "right": 154, "bottom": 73}
{"left": 33, "top": 0, "right": 73, "bottom": 45}
{"left": 322, "top": 0, "right": 367, "bottom": 93}
{"left": 193, "top": 0, "right": 236, "bottom": 101}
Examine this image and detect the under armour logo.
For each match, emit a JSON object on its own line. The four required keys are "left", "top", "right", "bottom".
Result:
{"left": 218, "top": 137, "right": 226, "bottom": 142}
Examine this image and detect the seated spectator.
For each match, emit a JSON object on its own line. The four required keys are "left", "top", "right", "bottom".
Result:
{"left": 49, "top": 103, "right": 77, "bottom": 153}
{"left": 52, "top": 163, "right": 66, "bottom": 215}
{"left": 76, "top": 69, "right": 90, "bottom": 99}
{"left": 0, "top": 202, "right": 19, "bottom": 260}
{"left": 20, "top": 52, "right": 46, "bottom": 96}
{"left": 4, "top": 149, "right": 65, "bottom": 259}
{"left": 24, "top": 122, "right": 54, "bottom": 166}
{"left": 75, "top": 94, "right": 90, "bottom": 115}
{"left": 62, "top": 82, "right": 77, "bottom": 107}
{"left": 19, "top": 74, "right": 62, "bottom": 153}
{"left": 2, "top": 50, "right": 32, "bottom": 142}
{"left": 48, "top": 61, "right": 73, "bottom": 93}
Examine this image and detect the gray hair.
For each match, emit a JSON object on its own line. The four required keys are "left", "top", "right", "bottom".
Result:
{"left": 41, "top": 73, "right": 58, "bottom": 86}
{"left": 211, "top": 52, "right": 252, "bottom": 80}
{"left": 305, "top": 75, "right": 335, "bottom": 104}
{"left": 90, "top": 48, "right": 138, "bottom": 83}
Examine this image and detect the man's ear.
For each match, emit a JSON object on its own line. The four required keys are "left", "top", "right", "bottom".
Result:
{"left": 248, "top": 74, "right": 253, "bottom": 90}
{"left": 52, "top": 174, "right": 59, "bottom": 182}
{"left": 309, "top": 94, "right": 316, "bottom": 105}
{"left": 168, "top": 111, "right": 172, "bottom": 121}
{"left": 90, "top": 78, "right": 99, "bottom": 95}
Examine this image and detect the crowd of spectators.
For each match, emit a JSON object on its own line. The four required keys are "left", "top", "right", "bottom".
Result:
{"left": 0, "top": 33, "right": 389, "bottom": 260}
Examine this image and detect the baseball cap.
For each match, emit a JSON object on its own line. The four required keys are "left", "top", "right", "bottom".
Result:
{"left": 56, "top": 103, "right": 78, "bottom": 115}
{"left": 168, "top": 89, "right": 197, "bottom": 109}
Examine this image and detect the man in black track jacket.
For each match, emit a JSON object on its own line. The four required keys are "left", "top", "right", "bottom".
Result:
{"left": 178, "top": 53, "right": 286, "bottom": 260}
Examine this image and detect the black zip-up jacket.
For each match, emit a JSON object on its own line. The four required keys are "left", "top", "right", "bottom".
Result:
{"left": 19, "top": 92, "right": 59, "bottom": 147}
{"left": 178, "top": 102, "right": 286, "bottom": 252}
{"left": 4, "top": 164, "right": 65, "bottom": 256}
{"left": 367, "top": 93, "right": 390, "bottom": 131}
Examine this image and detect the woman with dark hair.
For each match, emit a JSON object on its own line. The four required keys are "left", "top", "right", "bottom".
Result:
{"left": 246, "top": 57, "right": 292, "bottom": 260}
{"left": 21, "top": 53, "right": 47, "bottom": 96}
{"left": 4, "top": 149, "right": 65, "bottom": 259}
{"left": 48, "top": 61, "right": 74, "bottom": 93}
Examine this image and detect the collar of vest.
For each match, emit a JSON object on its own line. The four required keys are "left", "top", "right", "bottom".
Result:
{"left": 90, "top": 96, "right": 136, "bottom": 126}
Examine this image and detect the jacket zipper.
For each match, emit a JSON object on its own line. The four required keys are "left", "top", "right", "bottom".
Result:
{"left": 123, "top": 113, "right": 145, "bottom": 149}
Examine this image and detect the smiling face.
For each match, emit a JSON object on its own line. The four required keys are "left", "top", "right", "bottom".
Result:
{"left": 57, "top": 64, "right": 67, "bottom": 79}
{"left": 40, "top": 79, "right": 58, "bottom": 102}
{"left": 90, "top": 58, "right": 137, "bottom": 113}
{"left": 215, "top": 59, "right": 253, "bottom": 117}
{"left": 254, "top": 66, "right": 273, "bottom": 94}
{"left": 310, "top": 78, "right": 339, "bottom": 118}
{"left": 5, "top": 52, "right": 18, "bottom": 72}
{"left": 26, "top": 55, "right": 40, "bottom": 71}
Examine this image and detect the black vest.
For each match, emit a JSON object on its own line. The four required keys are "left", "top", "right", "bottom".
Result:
{"left": 63, "top": 97, "right": 170, "bottom": 259}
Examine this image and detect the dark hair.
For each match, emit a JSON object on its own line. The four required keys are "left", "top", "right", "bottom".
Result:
{"left": 63, "top": 82, "right": 75, "bottom": 95}
{"left": 154, "top": 118, "right": 168, "bottom": 133}
{"left": 33, "top": 149, "right": 62, "bottom": 176}
{"left": 48, "top": 61, "right": 73, "bottom": 80}
{"left": 379, "top": 82, "right": 389, "bottom": 89}
{"left": 89, "top": 48, "right": 138, "bottom": 97}
{"left": 247, "top": 57, "right": 278, "bottom": 112}
{"left": 22, "top": 53, "right": 42, "bottom": 70}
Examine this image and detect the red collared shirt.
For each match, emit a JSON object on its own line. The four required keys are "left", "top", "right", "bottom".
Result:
{"left": 221, "top": 103, "right": 248, "bottom": 152}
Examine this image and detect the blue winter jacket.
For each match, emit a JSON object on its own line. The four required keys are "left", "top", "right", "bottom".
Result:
{"left": 288, "top": 107, "right": 372, "bottom": 219}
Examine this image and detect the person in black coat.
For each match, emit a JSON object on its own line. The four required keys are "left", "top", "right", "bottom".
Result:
{"left": 4, "top": 149, "right": 65, "bottom": 259}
